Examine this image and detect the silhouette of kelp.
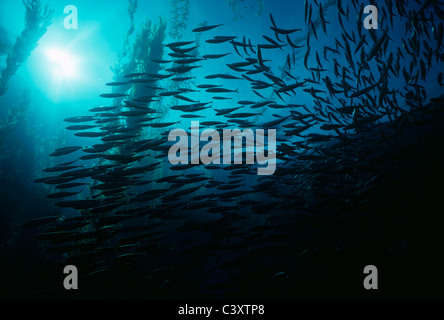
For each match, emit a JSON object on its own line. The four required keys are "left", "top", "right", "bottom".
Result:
{"left": 0, "top": 0, "right": 52, "bottom": 97}
{"left": 106, "top": 0, "right": 167, "bottom": 160}
{"left": 111, "top": 0, "right": 166, "bottom": 103}
{"left": 169, "top": 0, "right": 189, "bottom": 41}
{"left": 227, "top": 0, "right": 263, "bottom": 21}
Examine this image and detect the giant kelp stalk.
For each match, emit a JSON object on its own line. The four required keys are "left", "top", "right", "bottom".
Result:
{"left": 106, "top": 0, "right": 167, "bottom": 178}
{"left": 111, "top": 0, "right": 166, "bottom": 103}
{"left": 120, "top": 0, "right": 137, "bottom": 61}
{"left": 107, "top": 0, "right": 167, "bottom": 145}
{"left": 0, "top": 87, "right": 31, "bottom": 164}
{"left": 0, "top": 0, "right": 52, "bottom": 97}
{"left": 0, "top": 26, "right": 12, "bottom": 56}
{"left": 227, "top": 0, "right": 263, "bottom": 21}
{"left": 169, "top": 0, "right": 189, "bottom": 40}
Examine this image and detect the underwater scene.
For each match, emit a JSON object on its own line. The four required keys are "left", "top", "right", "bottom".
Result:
{"left": 0, "top": 0, "right": 443, "bottom": 300}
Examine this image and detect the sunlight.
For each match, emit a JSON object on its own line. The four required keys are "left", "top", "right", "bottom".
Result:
{"left": 46, "top": 47, "right": 78, "bottom": 80}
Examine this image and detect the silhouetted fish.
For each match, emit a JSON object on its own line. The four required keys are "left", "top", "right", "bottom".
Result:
{"left": 192, "top": 24, "right": 223, "bottom": 32}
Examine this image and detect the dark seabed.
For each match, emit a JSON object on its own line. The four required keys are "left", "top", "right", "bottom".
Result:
{"left": 0, "top": 0, "right": 443, "bottom": 300}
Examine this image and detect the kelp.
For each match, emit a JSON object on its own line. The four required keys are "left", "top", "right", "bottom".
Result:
{"left": 227, "top": 0, "right": 263, "bottom": 21}
{"left": 120, "top": 0, "right": 137, "bottom": 61}
{"left": 6, "top": 86, "right": 31, "bottom": 128}
{"left": 0, "top": 85, "right": 28, "bottom": 143}
{"left": 106, "top": 0, "right": 167, "bottom": 160}
{"left": 111, "top": 19, "right": 167, "bottom": 113}
{"left": 111, "top": 0, "right": 166, "bottom": 99}
{"left": 0, "top": 0, "right": 53, "bottom": 178}
{"left": 0, "top": 0, "right": 52, "bottom": 97}
{"left": 169, "top": 0, "right": 190, "bottom": 40}
{"left": 0, "top": 26, "right": 12, "bottom": 56}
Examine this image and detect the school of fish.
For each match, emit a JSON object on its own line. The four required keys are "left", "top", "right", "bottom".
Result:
{"left": 27, "top": 0, "right": 444, "bottom": 298}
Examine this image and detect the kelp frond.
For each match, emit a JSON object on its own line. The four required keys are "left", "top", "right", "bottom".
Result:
{"left": 121, "top": 0, "right": 138, "bottom": 60}
{"left": 227, "top": 0, "right": 263, "bottom": 21}
{"left": 169, "top": 0, "right": 189, "bottom": 40}
{"left": 0, "top": 0, "right": 53, "bottom": 97}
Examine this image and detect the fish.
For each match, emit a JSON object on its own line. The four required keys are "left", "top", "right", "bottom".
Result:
{"left": 174, "top": 58, "right": 204, "bottom": 64}
{"left": 75, "top": 132, "right": 107, "bottom": 138}
{"left": 159, "top": 91, "right": 182, "bottom": 97}
{"left": 205, "top": 87, "right": 239, "bottom": 93}
{"left": 128, "top": 78, "right": 156, "bottom": 84}
{"left": 349, "top": 81, "right": 380, "bottom": 98}
{"left": 149, "top": 121, "right": 181, "bottom": 128}
{"left": 170, "top": 45, "right": 199, "bottom": 54}
{"left": 319, "top": 3, "right": 328, "bottom": 35}
{"left": 200, "top": 121, "right": 226, "bottom": 126}
{"left": 166, "top": 41, "right": 195, "bottom": 48}
{"left": 123, "top": 72, "right": 146, "bottom": 78}
{"left": 263, "top": 35, "right": 280, "bottom": 47}
{"left": 168, "top": 52, "right": 193, "bottom": 58}
{"left": 205, "top": 74, "right": 242, "bottom": 80}
{"left": 101, "top": 134, "right": 138, "bottom": 142}
{"left": 257, "top": 45, "right": 270, "bottom": 72}
{"left": 214, "top": 36, "right": 237, "bottom": 40}
{"left": 367, "top": 29, "right": 388, "bottom": 61}
{"left": 175, "top": 95, "right": 197, "bottom": 103}
{"left": 287, "top": 35, "right": 304, "bottom": 49}
{"left": 151, "top": 59, "right": 174, "bottom": 64}
{"left": 270, "top": 26, "right": 302, "bottom": 35}
{"left": 212, "top": 96, "right": 232, "bottom": 100}
{"left": 50, "top": 146, "right": 83, "bottom": 156}
{"left": 106, "top": 81, "right": 128, "bottom": 86}
{"left": 214, "top": 107, "right": 242, "bottom": 116}
{"left": 192, "top": 24, "right": 223, "bottom": 32}
{"left": 100, "top": 93, "right": 129, "bottom": 98}
{"left": 277, "top": 81, "right": 307, "bottom": 93}
{"left": 206, "top": 37, "right": 233, "bottom": 44}
{"left": 63, "top": 116, "right": 96, "bottom": 123}
{"left": 310, "top": 20, "right": 318, "bottom": 40}
{"left": 337, "top": 0, "right": 346, "bottom": 16}
{"left": 197, "top": 84, "right": 221, "bottom": 89}
{"left": 31, "top": 0, "right": 444, "bottom": 300}
{"left": 203, "top": 53, "right": 231, "bottom": 59}
{"left": 258, "top": 43, "right": 286, "bottom": 49}
{"left": 262, "top": 115, "right": 291, "bottom": 128}
{"left": 354, "top": 34, "right": 366, "bottom": 54}
{"left": 66, "top": 125, "right": 99, "bottom": 131}
{"left": 304, "top": 46, "right": 311, "bottom": 70}
{"left": 227, "top": 61, "right": 256, "bottom": 68}
{"left": 89, "top": 106, "right": 118, "bottom": 112}
{"left": 225, "top": 112, "right": 260, "bottom": 119}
